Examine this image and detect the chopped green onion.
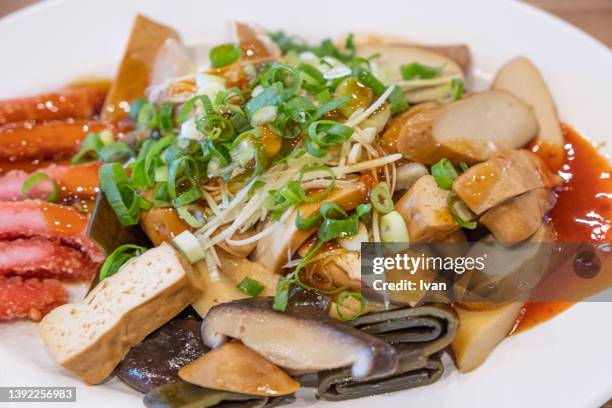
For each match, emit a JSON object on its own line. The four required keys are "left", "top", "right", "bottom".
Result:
{"left": 137, "top": 102, "right": 159, "bottom": 128}
{"left": 99, "top": 129, "right": 115, "bottom": 145}
{"left": 210, "top": 43, "right": 241, "bottom": 68}
{"left": 448, "top": 193, "right": 477, "bottom": 230}
{"left": 306, "top": 120, "right": 353, "bottom": 158}
{"left": 400, "top": 62, "right": 443, "bottom": 80}
{"left": 172, "top": 230, "right": 206, "bottom": 263}
{"left": 431, "top": 158, "right": 459, "bottom": 190}
{"left": 177, "top": 95, "right": 214, "bottom": 124}
{"left": 273, "top": 275, "right": 292, "bottom": 312}
{"left": 336, "top": 291, "right": 365, "bottom": 321}
{"left": 317, "top": 216, "right": 359, "bottom": 242}
{"left": 155, "top": 165, "right": 168, "bottom": 182}
{"left": 388, "top": 87, "right": 409, "bottom": 115}
{"left": 129, "top": 97, "right": 148, "bottom": 120}
{"left": 71, "top": 132, "right": 103, "bottom": 164}
{"left": 371, "top": 183, "right": 394, "bottom": 214}
{"left": 21, "top": 172, "right": 59, "bottom": 202}
{"left": 295, "top": 211, "right": 322, "bottom": 230}
{"left": 379, "top": 210, "right": 410, "bottom": 242}
{"left": 97, "top": 142, "right": 133, "bottom": 163}
{"left": 355, "top": 203, "right": 372, "bottom": 221}
{"left": 298, "top": 63, "right": 325, "bottom": 84}
{"left": 99, "top": 244, "right": 146, "bottom": 280}
{"left": 353, "top": 67, "right": 385, "bottom": 95}
{"left": 262, "top": 64, "right": 302, "bottom": 96}
{"left": 315, "top": 96, "right": 350, "bottom": 118}
{"left": 159, "top": 102, "right": 175, "bottom": 134}
{"left": 245, "top": 82, "right": 284, "bottom": 117}
{"left": 297, "top": 165, "right": 335, "bottom": 203}
{"left": 177, "top": 205, "right": 206, "bottom": 228}
{"left": 251, "top": 106, "right": 278, "bottom": 127}
{"left": 451, "top": 78, "right": 464, "bottom": 100}
{"left": 459, "top": 161, "right": 469, "bottom": 172}
{"left": 237, "top": 277, "right": 265, "bottom": 297}
{"left": 197, "top": 113, "right": 236, "bottom": 142}
{"left": 99, "top": 163, "right": 141, "bottom": 226}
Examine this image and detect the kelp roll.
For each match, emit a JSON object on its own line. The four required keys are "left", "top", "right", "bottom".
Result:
{"left": 317, "top": 304, "right": 458, "bottom": 401}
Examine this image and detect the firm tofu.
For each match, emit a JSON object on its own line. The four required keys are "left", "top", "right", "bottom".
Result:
{"left": 38, "top": 242, "right": 197, "bottom": 385}
{"left": 252, "top": 184, "right": 365, "bottom": 273}
{"left": 452, "top": 149, "right": 562, "bottom": 215}
{"left": 395, "top": 175, "right": 459, "bottom": 242}
{"left": 480, "top": 188, "right": 554, "bottom": 244}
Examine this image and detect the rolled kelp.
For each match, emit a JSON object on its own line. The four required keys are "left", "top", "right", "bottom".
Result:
{"left": 317, "top": 304, "right": 458, "bottom": 401}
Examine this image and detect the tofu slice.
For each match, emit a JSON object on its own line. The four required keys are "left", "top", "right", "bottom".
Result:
{"left": 39, "top": 242, "right": 197, "bottom": 385}
{"left": 452, "top": 149, "right": 562, "bottom": 215}
{"left": 480, "top": 188, "right": 555, "bottom": 244}
{"left": 253, "top": 184, "right": 365, "bottom": 273}
{"left": 395, "top": 175, "right": 459, "bottom": 242}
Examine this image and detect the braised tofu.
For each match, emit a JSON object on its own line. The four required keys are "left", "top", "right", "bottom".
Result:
{"left": 39, "top": 243, "right": 197, "bottom": 385}
{"left": 480, "top": 188, "right": 555, "bottom": 244}
{"left": 395, "top": 175, "right": 459, "bottom": 242}
{"left": 453, "top": 149, "right": 562, "bottom": 215}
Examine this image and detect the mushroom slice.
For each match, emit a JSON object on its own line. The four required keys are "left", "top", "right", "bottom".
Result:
{"left": 201, "top": 297, "right": 398, "bottom": 380}
{"left": 480, "top": 188, "right": 556, "bottom": 244}
{"left": 397, "top": 91, "right": 539, "bottom": 164}
{"left": 452, "top": 149, "right": 562, "bottom": 215}
{"left": 493, "top": 57, "right": 564, "bottom": 159}
{"left": 179, "top": 342, "right": 299, "bottom": 397}
{"left": 395, "top": 175, "right": 459, "bottom": 242}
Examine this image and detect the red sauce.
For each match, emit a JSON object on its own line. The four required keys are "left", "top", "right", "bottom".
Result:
{"left": 515, "top": 124, "right": 612, "bottom": 332}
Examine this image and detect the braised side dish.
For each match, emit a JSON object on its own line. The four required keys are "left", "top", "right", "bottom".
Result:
{"left": 0, "top": 15, "right": 611, "bottom": 407}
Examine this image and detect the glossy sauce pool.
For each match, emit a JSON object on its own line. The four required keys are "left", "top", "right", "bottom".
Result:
{"left": 515, "top": 125, "right": 612, "bottom": 332}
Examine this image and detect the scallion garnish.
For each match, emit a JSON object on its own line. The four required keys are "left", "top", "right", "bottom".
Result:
{"left": 71, "top": 132, "right": 104, "bottom": 164}
{"left": 448, "top": 193, "right": 478, "bottom": 230}
{"left": 237, "top": 277, "right": 265, "bottom": 297}
{"left": 99, "top": 163, "right": 141, "bottom": 226}
{"left": 400, "top": 62, "right": 443, "bottom": 80}
{"left": 336, "top": 291, "right": 365, "bottom": 321}
{"left": 209, "top": 43, "right": 241, "bottom": 68}
{"left": 306, "top": 120, "right": 353, "bottom": 158}
{"left": 97, "top": 142, "right": 133, "bottom": 163}
{"left": 137, "top": 102, "right": 159, "bottom": 128}
{"left": 176, "top": 204, "right": 206, "bottom": 228}
{"left": 272, "top": 275, "right": 292, "bottom": 312}
{"left": 158, "top": 101, "right": 175, "bottom": 134}
{"left": 371, "top": 183, "right": 394, "bottom": 214}
{"left": 21, "top": 172, "right": 59, "bottom": 202}
{"left": 99, "top": 244, "right": 147, "bottom": 280}
{"left": 431, "top": 158, "right": 459, "bottom": 190}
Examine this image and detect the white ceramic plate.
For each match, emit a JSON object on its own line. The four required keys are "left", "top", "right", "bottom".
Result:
{"left": 1, "top": 0, "right": 612, "bottom": 407}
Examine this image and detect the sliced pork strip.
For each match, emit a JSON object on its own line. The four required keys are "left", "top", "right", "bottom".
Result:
{"left": 0, "top": 276, "right": 68, "bottom": 321}
{"left": 0, "top": 88, "right": 105, "bottom": 126}
{"left": 0, "top": 119, "right": 114, "bottom": 161}
{"left": 0, "top": 201, "right": 104, "bottom": 265}
{"left": 0, "top": 238, "right": 98, "bottom": 280}
{"left": 0, "top": 162, "right": 100, "bottom": 201}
